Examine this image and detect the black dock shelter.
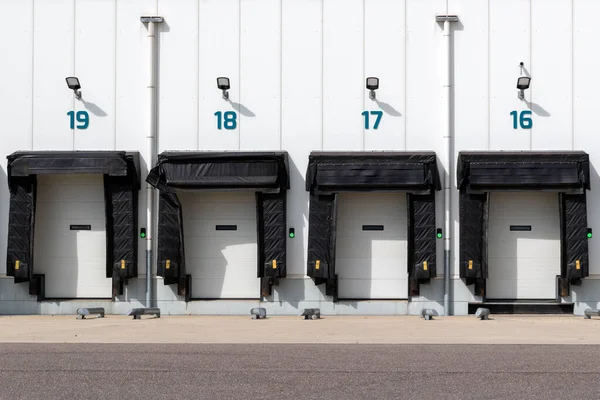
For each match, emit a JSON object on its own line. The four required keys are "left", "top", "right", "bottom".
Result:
{"left": 6, "top": 151, "right": 141, "bottom": 301}
{"left": 457, "top": 151, "right": 591, "bottom": 298}
{"left": 146, "top": 151, "right": 290, "bottom": 300}
{"left": 305, "top": 151, "right": 442, "bottom": 301}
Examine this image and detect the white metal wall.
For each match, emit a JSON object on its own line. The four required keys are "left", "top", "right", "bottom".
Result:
{"left": 1, "top": 0, "right": 600, "bottom": 308}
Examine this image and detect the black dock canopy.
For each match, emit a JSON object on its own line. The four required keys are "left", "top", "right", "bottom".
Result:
{"left": 146, "top": 151, "right": 289, "bottom": 299}
{"left": 305, "top": 151, "right": 442, "bottom": 300}
{"left": 6, "top": 151, "right": 141, "bottom": 301}
{"left": 456, "top": 151, "right": 591, "bottom": 298}
{"left": 457, "top": 151, "right": 590, "bottom": 193}
{"left": 306, "top": 151, "right": 441, "bottom": 194}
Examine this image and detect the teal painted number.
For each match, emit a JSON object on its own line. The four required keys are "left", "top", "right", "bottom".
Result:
{"left": 214, "top": 111, "right": 237, "bottom": 130}
{"left": 67, "top": 110, "right": 89, "bottom": 130}
{"left": 510, "top": 110, "right": 532, "bottom": 129}
{"left": 362, "top": 110, "right": 383, "bottom": 130}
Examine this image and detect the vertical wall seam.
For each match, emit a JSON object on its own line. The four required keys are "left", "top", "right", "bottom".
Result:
{"left": 114, "top": 0, "right": 117, "bottom": 150}
{"left": 321, "top": 0, "right": 324, "bottom": 150}
{"left": 487, "top": 0, "right": 490, "bottom": 150}
{"left": 73, "top": 0, "right": 76, "bottom": 150}
{"left": 572, "top": 0, "right": 575, "bottom": 150}
{"left": 529, "top": 0, "right": 532, "bottom": 150}
{"left": 238, "top": 0, "right": 241, "bottom": 150}
{"left": 31, "top": 0, "right": 35, "bottom": 149}
{"left": 279, "top": 0, "right": 283, "bottom": 151}
{"left": 404, "top": 0, "right": 407, "bottom": 151}
{"left": 362, "top": 0, "right": 365, "bottom": 151}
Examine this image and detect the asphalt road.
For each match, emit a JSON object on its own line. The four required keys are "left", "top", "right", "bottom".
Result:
{"left": 0, "top": 344, "right": 599, "bottom": 400}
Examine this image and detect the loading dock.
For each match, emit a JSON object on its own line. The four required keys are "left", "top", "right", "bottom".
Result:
{"left": 487, "top": 191, "right": 561, "bottom": 300}
{"left": 6, "top": 151, "right": 140, "bottom": 301}
{"left": 457, "top": 151, "right": 590, "bottom": 309}
{"left": 336, "top": 193, "right": 408, "bottom": 299}
{"left": 178, "top": 191, "right": 260, "bottom": 299}
{"left": 305, "top": 152, "right": 441, "bottom": 301}
{"left": 34, "top": 174, "right": 111, "bottom": 299}
{"left": 146, "top": 152, "right": 289, "bottom": 300}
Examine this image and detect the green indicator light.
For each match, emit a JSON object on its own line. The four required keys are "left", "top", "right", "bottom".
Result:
{"left": 288, "top": 228, "right": 295, "bottom": 238}
{"left": 436, "top": 228, "right": 443, "bottom": 239}
{"left": 140, "top": 228, "right": 147, "bottom": 238}
{"left": 587, "top": 232, "right": 592, "bottom": 238}
{"left": 587, "top": 228, "right": 593, "bottom": 239}
{"left": 437, "top": 233, "right": 442, "bottom": 239}
{"left": 289, "top": 232, "right": 295, "bottom": 238}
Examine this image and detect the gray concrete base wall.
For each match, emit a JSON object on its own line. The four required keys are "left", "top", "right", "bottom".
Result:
{"left": 0, "top": 275, "right": 598, "bottom": 316}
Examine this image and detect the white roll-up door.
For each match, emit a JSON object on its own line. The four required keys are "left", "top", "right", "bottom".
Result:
{"left": 336, "top": 193, "right": 408, "bottom": 299}
{"left": 179, "top": 192, "right": 260, "bottom": 299}
{"left": 34, "top": 174, "right": 110, "bottom": 299}
{"left": 487, "top": 191, "right": 560, "bottom": 299}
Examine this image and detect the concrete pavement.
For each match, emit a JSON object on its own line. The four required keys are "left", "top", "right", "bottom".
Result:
{"left": 0, "top": 315, "right": 599, "bottom": 344}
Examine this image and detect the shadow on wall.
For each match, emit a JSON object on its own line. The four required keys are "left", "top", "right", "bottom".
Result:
{"left": 0, "top": 167, "right": 8, "bottom": 280}
{"left": 374, "top": 99, "right": 401, "bottom": 117}
{"left": 154, "top": 19, "right": 170, "bottom": 152}
{"left": 228, "top": 100, "right": 255, "bottom": 117}
{"left": 81, "top": 99, "right": 107, "bottom": 117}
{"left": 525, "top": 100, "right": 550, "bottom": 117}
{"left": 272, "top": 156, "right": 307, "bottom": 308}
{"left": 584, "top": 162, "right": 600, "bottom": 281}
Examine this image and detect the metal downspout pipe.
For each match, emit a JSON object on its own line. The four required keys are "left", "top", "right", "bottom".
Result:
{"left": 436, "top": 14, "right": 458, "bottom": 316}
{"left": 141, "top": 16, "right": 163, "bottom": 308}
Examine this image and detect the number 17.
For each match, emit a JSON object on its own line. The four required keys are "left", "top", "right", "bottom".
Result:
{"left": 362, "top": 111, "right": 383, "bottom": 130}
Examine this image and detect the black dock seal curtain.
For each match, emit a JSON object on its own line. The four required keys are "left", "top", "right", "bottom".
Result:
{"left": 146, "top": 151, "right": 289, "bottom": 299}
{"left": 6, "top": 151, "right": 141, "bottom": 301}
{"left": 457, "top": 151, "right": 590, "bottom": 297}
{"left": 305, "top": 151, "right": 442, "bottom": 301}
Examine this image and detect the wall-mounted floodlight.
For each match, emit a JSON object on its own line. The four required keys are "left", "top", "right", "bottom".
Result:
{"left": 217, "top": 77, "right": 230, "bottom": 100}
{"left": 366, "top": 77, "right": 379, "bottom": 100}
{"left": 517, "top": 76, "right": 531, "bottom": 100}
{"left": 140, "top": 16, "right": 164, "bottom": 23}
{"left": 65, "top": 77, "right": 82, "bottom": 99}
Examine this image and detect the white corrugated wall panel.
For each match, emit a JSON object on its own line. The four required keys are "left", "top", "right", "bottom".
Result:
{"left": 32, "top": 0, "right": 75, "bottom": 150}
{"left": 239, "top": 0, "right": 282, "bottom": 150}
{"left": 489, "top": 0, "right": 531, "bottom": 150}
{"left": 157, "top": 0, "right": 199, "bottom": 151}
{"left": 363, "top": 0, "right": 406, "bottom": 150}
{"left": 322, "top": 0, "right": 363, "bottom": 151}
{"left": 198, "top": 0, "right": 241, "bottom": 151}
